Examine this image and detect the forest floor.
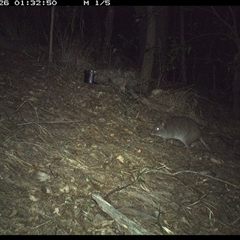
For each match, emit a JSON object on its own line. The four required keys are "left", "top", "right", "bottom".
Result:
{"left": 0, "top": 50, "right": 240, "bottom": 235}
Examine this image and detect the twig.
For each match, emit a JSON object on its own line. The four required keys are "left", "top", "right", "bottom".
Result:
{"left": 5, "top": 151, "right": 32, "bottom": 167}
{"left": 31, "top": 220, "right": 52, "bottom": 230}
{"left": 158, "top": 169, "right": 239, "bottom": 189}
{"left": 17, "top": 120, "right": 82, "bottom": 126}
{"left": 105, "top": 182, "right": 134, "bottom": 199}
{"left": 172, "top": 170, "right": 239, "bottom": 188}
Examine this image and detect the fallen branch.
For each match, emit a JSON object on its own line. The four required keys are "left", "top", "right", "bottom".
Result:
{"left": 92, "top": 193, "right": 154, "bottom": 235}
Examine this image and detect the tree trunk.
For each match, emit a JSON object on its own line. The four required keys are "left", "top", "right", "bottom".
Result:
{"left": 180, "top": 6, "right": 187, "bottom": 84}
{"left": 48, "top": 6, "right": 55, "bottom": 63}
{"left": 134, "top": 7, "right": 147, "bottom": 69}
{"left": 90, "top": 7, "right": 102, "bottom": 49}
{"left": 233, "top": 51, "right": 240, "bottom": 119}
{"left": 102, "top": 7, "right": 114, "bottom": 65}
{"left": 139, "top": 6, "right": 156, "bottom": 94}
{"left": 151, "top": 6, "right": 169, "bottom": 89}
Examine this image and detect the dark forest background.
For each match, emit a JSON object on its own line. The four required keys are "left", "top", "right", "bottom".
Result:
{"left": 0, "top": 6, "right": 239, "bottom": 117}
